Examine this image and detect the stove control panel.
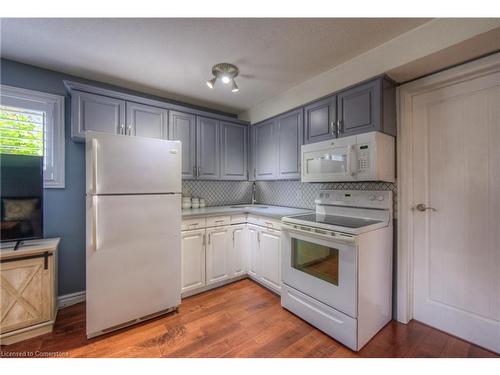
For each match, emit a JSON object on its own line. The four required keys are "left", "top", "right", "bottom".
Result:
{"left": 316, "top": 190, "right": 392, "bottom": 209}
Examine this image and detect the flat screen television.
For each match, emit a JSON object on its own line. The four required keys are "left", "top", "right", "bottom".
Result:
{"left": 1, "top": 154, "right": 43, "bottom": 243}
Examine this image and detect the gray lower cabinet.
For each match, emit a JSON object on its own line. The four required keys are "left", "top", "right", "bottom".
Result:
{"left": 253, "top": 119, "right": 278, "bottom": 180}
{"left": 196, "top": 116, "right": 220, "bottom": 180}
{"left": 169, "top": 111, "right": 196, "bottom": 180}
{"left": 304, "top": 95, "right": 337, "bottom": 144}
{"left": 220, "top": 121, "right": 248, "bottom": 180}
{"left": 277, "top": 109, "right": 303, "bottom": 179}
{"left": 337, "top": 77, "right": 396, "bottom": 137}
{"left": 126, "top": 102, "right": 168, "bottom": 139}
{"left": 71, "top": 90, "right": 126, "bottom": 139}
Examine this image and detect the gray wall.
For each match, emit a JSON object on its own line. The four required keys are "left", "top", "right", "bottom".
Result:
{"left": 0, "top": 59, "right": 237, "bottom": 296}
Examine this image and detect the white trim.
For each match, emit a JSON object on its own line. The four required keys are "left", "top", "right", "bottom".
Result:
{"left": 57, "top": 290, "right": 86, "bottom": 309}
{"left": 0, "top": 84, "right": 65, "bottom": 188}
{"left": 396, "top": 52, "right": 500, "bottom": 324}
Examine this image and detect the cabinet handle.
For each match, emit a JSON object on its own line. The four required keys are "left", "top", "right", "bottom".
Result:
{"left": 127, "top": 125, "right": 132, "bottom": 136}
{"left": 120, "top": 124, "right": 125, "bottom": 135}
{"left": 264, "top": 221, "right": 273, "bottom": 227}
{"left": 254, "top": 168, "right": 256, "bottom": 178}
{"left": 193, "top": 166, "right": 197, "bottom": 178}
{"left": 338, "top": 119, "right": 343, "bottom": 134}
{"left": 198, "top": 166, "right": 201, "bottom": 176}
{"left": 203, "top": 234, "right": 206, "bottom": 246}
{"left": 257, "top": 231, "right": 260, "bottom": 243}
{"left": 208, "top": 233, "right": 211, "bottom": 245}
{"left": 331, "top": 121, "right": 336, "bottom": 136}
{"left": 232, "top": 230, "right": 235, "bottom": 246}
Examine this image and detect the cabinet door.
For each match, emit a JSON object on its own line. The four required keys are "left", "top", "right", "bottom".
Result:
{"left": 197, "top": 116, "right": 220, "bottom": 180}
{"left": 181, "top": 229, "right": 206, "bottom": 294}
{"left": 253, "top": 119, "right": 277, "bottom": 180}
{"left": 259, "top": 229, "right": 281, "bottom": 293}
{"left": 220, "top": 122, "right": 248, "bottom": 180}
{"left": 247, "top": 224, "right": 260, "bottom": 278}
{"left": 0, "top": 256, "right": 53, "bottom": 334}
{"left": 71, "top": 90, "right": 126, "bottom": 140}
{"left": 206, "top": 227, "right": 229, "bottom": 285}
{"left": 169, "top": 111, "right": 196, "bottom": 180}
{"left": 126, "top": 102, "right": 167, "bottom": 139}
{"left": 304, "top": 95, "right": 337, "bottom": 144}
{"left": 277, "top": 109, "right": 303, "bottom": 179}
{"left": 229, "top": 224, "right": 247, "bottom": 277}
{"left": 337, "top": 78, "right": 381, "bottom": 137}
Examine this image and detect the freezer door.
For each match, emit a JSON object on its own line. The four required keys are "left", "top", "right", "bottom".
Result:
{"left": 86, "top": 131, "right": 181, "bottom": 195}
{"left": 86, "top": 194, "right": 181, "bottom": 336}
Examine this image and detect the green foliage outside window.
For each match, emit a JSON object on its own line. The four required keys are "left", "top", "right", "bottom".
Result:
{"left": 0, "top": 109, "right": 44, "bottom": 156}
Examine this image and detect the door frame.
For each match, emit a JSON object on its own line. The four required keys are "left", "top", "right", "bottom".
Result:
{"left": 396, "top": 52, "right": 500, "bottom": 323}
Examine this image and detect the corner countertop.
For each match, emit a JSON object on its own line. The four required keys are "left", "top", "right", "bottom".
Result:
{"left": 182, "top": 204, "right": 313, "bottom": 220}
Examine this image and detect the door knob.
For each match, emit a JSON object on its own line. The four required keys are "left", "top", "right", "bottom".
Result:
{"left": 415, "top": 204, "right": 436, "bottom": 212}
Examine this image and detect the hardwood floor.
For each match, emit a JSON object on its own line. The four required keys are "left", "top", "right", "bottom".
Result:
{"left": 1, "top": 279, "right": 497, "bottom": 358}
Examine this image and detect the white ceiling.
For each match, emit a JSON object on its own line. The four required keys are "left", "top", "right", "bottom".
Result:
{"left": 1, "top": 18, "right": 429, "bottom": 114}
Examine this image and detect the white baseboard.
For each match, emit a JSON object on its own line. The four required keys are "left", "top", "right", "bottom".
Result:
{"left": 58, "top": 291, "right": 86, "bottom": 309}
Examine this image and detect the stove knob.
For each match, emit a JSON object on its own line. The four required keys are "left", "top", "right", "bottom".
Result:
{"left": 368, "top": 194, "right": 376, "bottom": 201}
{"left": 376, "top": 195, "right": 384, "bottom": 201}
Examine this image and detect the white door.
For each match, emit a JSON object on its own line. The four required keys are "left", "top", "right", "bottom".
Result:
{"left": 411, "top": 70, "right": 500, "bottom": 353}
{"left": 247, "top": 224, "right": 260, "bottom": 278}
{"left": 206, "top": 226, "right": 230, "bottom": 285}
{"left": 86, "top": 194, "right": 181, "bottom": 336}
{"left": 229, "top": 224, "right": 247, "bottom": 277}
{"left": 86, "top": 132, "right": 181, "bottom": 195}
{"left": 259, "top": 228, "right": 282, "bottom": 293}
{"left": 181, "top": 229, "right": 206, "bottom": 293}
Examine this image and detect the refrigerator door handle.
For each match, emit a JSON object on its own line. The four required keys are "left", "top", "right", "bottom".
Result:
{"left": 91, "top": 138, "right": 98, "bottom": 194}
{"left": 90, "top": 196, "right": 98, "bottom": 251}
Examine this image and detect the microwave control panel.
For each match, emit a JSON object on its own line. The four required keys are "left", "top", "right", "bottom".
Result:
{"left": 357, "top": 144, "right": 370, "bottom": 173}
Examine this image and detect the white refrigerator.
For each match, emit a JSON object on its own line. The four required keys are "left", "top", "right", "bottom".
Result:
{"left": 85, "top": 131, "right": 181, "bottom": 338}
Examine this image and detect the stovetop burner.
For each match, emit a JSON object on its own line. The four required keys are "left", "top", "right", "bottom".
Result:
{"left": 289, "top": 213, "right": 383, "bottom": 229}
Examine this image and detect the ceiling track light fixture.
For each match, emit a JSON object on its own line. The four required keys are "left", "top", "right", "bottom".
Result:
{"left": 206, "top": 63, "right": 239, "bottom": 92}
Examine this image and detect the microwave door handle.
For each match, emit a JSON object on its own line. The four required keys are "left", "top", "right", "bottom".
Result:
{"left": 349, "top": 145, "right": 358, "bottom": 178}
{"left": 92, "top": 138, "right": 98, "bottom": 194}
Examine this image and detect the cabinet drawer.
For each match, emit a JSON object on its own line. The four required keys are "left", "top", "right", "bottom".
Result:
{"left": 260, "top": 217, "right": 281, "bottom": 230}
{"left": 247, "top": 214, "right": 261, "bottom": 226}
{"left": 206, "top": 216, "right": 230, "bottom": 227}
{"left": 281, "top": 284, "right": 358, "bottom": 351}
{"left": 181, "top": 218, "right": 206, "bottom": 231}
{"left": 230, "top": 214, "right": 247, "bottom": 224}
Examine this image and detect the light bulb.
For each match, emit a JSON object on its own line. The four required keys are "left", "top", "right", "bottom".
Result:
{"left": 221, "top": 75, "right": 231, "bottom": 84}
{"left": 206, "top": 77, "right": 216, "bottom": 89}
{"left": 231, "top": 80, "right": 239, "bottom": 93}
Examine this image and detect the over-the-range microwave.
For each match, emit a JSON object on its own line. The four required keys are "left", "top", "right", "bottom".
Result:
{"left": 301, "top": 131, "right": 395, "bottom": 183}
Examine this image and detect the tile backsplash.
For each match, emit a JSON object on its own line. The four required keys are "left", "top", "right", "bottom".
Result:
{"left": 256, "top": 180, "right": 397, "bottom": 215}
{"left": 182, "top": 180, "right": 253, "bottom": 206}
{"left": 182, "top": 179, "right": 397, "bottom": 216}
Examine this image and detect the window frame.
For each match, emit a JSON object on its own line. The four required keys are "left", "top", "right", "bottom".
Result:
{"left": 1, "top": 85, "right": 65, "bottom": 188}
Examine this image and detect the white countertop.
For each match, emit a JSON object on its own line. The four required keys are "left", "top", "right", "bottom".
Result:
{"left": 182, "top": 204, "right": 312, "bottom": 219}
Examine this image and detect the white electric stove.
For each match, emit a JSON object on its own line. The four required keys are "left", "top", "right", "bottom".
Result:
{"left": 280, "top": 190, "right": 393, "bottom": 351}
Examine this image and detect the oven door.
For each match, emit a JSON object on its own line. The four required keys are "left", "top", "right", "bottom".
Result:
{"left": 282, "top": 225, "right": 357, "bottom": 317}
{"left": 301, "top": 137, "right": 357, "bottom": 183}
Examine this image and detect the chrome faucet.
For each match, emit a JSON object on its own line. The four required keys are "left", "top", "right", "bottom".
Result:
{"left": 251, "top": 182, "right": 257, "bottom": 205}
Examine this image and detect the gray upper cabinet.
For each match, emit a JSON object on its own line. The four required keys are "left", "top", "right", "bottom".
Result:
{"left": 126, "top": 102, "right": 168, "bottom": 139}
{"left": 337, "top": 77, "right": 396, "bottom": 137}
{"left": 220, "top": 122, "right": 248, "bottom": 181}
{"left": 71, "top": 90, "right": 126, "bottom": 139}
{"left": 253, "top": 119, "right": 277, "bottom": 180}
{"left": 277, "top": 109, "right": 303, "bottom": 179}
{"left": 196, "top": 116, "right": 220, "bottom": 180}
{"left": 304, "top": 95, "right": 337, "bottom": 144}
{"left": 169, "top": 111, "right": 196, "bottom": 180}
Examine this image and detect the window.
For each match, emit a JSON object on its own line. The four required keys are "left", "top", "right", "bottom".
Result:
{"left": 0, "top": 85, "right": 65, "bottom": 188}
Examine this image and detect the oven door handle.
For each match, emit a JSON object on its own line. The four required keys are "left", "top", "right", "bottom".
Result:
{"left": 281, "top": 223, "right": 356, "bottom": 244}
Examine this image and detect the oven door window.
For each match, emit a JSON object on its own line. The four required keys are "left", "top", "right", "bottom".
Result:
{"left": 291, "top": 238, "right": 339, "bottom": 286}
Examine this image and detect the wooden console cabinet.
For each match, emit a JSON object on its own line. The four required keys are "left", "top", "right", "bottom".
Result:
{"left": 0, "top": 238, "right": 59, "bottom": 345}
